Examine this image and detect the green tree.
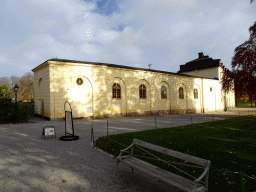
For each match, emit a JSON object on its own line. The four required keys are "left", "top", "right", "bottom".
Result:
{"left": 0, "top": 84, "right": 9, "bottom": 101}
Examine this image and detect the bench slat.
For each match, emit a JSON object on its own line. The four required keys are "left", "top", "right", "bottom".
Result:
{"left": 122, "top": 156, "right": 205, "bottom": 192}
{"left": 133, "top": 139, "right": 208, "bottom": 167}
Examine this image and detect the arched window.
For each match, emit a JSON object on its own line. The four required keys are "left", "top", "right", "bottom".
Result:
{"left": 113, "top": 83, "right": 121, "bottom": 98}
{"left": 194, "top": 88, "right": 198, "bottom": 99}
{"left": 139, "top": 84, "right": 146, "bottom": 99}
{"left": 179, "top": 87, "right": 184, "bottom": 99}
{"left": 161, "top": 86, "right": 167, "bottom": 99}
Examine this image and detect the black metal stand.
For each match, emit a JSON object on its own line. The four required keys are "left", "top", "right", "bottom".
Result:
{"left": 59, "top": 101, "right": 79, "bottom": 141}
{"left": 59, "top": 135, "right": 79, "bottom": 141}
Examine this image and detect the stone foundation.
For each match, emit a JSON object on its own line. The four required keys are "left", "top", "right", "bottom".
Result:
{"left": 35, "top": 108, "right": 200, "bottom": 121}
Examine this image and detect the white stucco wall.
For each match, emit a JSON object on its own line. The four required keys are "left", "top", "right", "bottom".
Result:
{"left": 32, "top": 60, "right": 235, "bottom": 119}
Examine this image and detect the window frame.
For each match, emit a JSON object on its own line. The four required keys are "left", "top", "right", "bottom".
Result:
{"left": 179, "top": 87, "right": 184, "bottom": 99}
{"left": 76, "top": 78, "right": 83, "bottom": 85}
{"left": 139, "top": 84, "right": 146, "bottom": 99}
{"left": 194, "top": 88, "right": 198, "bottom": 99}
{"left": 112, "top": 83, "right": 121, "bottom": 99}
{"left": 161, "top": 86, "right": 167, "bottom": 99}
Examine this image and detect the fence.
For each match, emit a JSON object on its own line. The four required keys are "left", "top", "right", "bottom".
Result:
{"left": 24, "top": 101, "right": 35, "bottom": 117}
{"left": 90, "top": 110, "right": 256, "bottom": 191}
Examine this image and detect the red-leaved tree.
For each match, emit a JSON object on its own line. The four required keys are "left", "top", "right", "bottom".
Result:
{"left": 222, "top": 19, "right": 256, "bottom": 107}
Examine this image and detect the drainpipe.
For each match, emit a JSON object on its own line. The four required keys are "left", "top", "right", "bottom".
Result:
{"left": 201, "top": 78, "right": 204, "bottom": 113}
{"left": 186, "top": 85, "right": 188, "bottom": 114}
{"left": 150, "top": 85, "right": 152, "bottom": 115}
{"left": 53, "top": 65, "right": 55, "bottom": 120}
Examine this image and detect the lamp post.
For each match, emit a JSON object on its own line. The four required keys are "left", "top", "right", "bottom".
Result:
{"left": 224, "top": 95, "right": 227, "bottom": 112}
{"left": 14, "top": 84, "right": 19, "bottom": 123}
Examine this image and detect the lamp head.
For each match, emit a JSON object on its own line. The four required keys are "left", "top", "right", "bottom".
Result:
{"left": 14, "top": 84, "right": 19, "bottom": 94}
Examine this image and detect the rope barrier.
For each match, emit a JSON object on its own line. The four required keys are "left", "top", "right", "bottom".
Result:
{"left": 90, "top": 111, "right": 256, "bottom": 188}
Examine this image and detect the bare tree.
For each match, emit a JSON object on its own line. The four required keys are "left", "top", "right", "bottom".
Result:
{"left": 0, "top": 77, "right": 12, "bottom": 89}
{"left": 10, "top": 76, "right": 20, "bottom": 88}
{"left": 7, "top": 72, "right": 34, "bottom": 102}
{"left": 18, "top": 72, "right": 34, "bottom": 101}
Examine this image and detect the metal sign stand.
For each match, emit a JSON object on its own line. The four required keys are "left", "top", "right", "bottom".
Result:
{"left": 59, "top": 101, "right": 79, "bottom": 141}
{"left": 41, "top": 126, "right": 56, "bottom": 140}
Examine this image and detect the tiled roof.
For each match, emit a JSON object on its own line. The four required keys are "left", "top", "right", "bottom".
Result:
{"left": 178, "top": 54, "right": 223, "bottom": 73}
{"left": 31, "top": 58, "right": 218, "bottom": 80}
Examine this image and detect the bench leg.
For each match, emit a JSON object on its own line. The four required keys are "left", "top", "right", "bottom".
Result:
{"left": 114, "top": 160, "right": 120, "bottom": 176}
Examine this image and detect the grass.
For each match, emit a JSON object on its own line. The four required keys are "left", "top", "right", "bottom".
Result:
{"left": 237, "top": 101, "right": 256, "bottom": 108}
{"left": 96, "top": 114, "right": 256, "bottom": 192}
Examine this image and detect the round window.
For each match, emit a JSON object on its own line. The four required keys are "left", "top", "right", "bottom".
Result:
{"left": 76, "top": 78, "right": 83, "bottom": 85}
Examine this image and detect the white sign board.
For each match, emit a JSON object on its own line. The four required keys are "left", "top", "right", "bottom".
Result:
{"left": 45, "top": 127, "right": 55, "bottom": 136}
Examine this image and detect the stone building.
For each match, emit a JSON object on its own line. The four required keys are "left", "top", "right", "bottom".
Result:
{"left": 31, "top": 52, "right": 235, "bottom": 120}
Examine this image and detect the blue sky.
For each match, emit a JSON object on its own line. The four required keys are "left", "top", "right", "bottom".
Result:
{"left": 0, "top": 0, "right": 255, "bottom": 77}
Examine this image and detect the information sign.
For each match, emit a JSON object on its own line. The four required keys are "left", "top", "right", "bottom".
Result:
{"left": 41, "top": 126, "right": 56, "bottom": 139}
{"left": 45, "top": 127, "right": 55, "bottom": 136}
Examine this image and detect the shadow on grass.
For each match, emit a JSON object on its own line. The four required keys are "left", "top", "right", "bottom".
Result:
{"left": 96, "top": 114, "right": 256, "bottom": 192}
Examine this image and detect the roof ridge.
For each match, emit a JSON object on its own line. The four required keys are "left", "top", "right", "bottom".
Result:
{"left": 31, "top": 58, "right": 218, "bottom": 80}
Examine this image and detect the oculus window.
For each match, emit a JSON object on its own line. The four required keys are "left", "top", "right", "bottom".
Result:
{"left": 76, "top": 78, "right": 83, "bottom": 85}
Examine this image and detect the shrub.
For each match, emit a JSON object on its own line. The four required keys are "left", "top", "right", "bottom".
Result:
{"left": 0, "top": 102, "right": 30, "bottom": 124}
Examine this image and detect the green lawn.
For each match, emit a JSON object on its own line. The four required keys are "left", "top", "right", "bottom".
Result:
{"left": 96, "top": 114, "right": 256, "bottom": 192}
{"left": 237, "top": 101, "right": 256, "bottom": 108}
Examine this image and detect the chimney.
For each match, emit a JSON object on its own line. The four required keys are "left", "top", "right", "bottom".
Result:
{"left": 198, "top": 52, "right": 204, "bottom": 58}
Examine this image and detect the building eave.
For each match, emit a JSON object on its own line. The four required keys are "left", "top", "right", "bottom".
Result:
{"left": 31, "top": 58, "right": 219, "bottom": 80}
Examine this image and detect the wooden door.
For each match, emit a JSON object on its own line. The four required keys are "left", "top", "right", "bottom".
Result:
{"left": 41, "top": 101, "right": 44, "bottom": 118}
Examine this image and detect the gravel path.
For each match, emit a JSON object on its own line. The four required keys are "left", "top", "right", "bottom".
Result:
{"left": 0, "top": 108, "right": 255, "bottom": 192}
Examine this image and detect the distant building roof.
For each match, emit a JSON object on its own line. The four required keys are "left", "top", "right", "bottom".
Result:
{"left": 31, "top": 58, "right": 218, "bottom": 80}
{"left": 177, "top": 52, "right": 224, "bottom": 73}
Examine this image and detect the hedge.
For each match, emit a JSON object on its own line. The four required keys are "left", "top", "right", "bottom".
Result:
{"left": 0, "top": 102, "right": 30, "bottom": 124}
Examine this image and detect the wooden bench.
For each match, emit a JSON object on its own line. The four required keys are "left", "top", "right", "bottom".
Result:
{"left": 114, "top": 139, "right": 211, "bottom": 192}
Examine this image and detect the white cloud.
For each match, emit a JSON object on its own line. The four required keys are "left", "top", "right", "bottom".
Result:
{"left": 118, "top": 46, "right": 143, "bottom": 63}
{"left": 0, "top": 0, "right": 256, "bottom": 77}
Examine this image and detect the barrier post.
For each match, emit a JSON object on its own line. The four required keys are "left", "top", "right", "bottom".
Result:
{"left": 240, "top": 172, "right": 245, "bottom": 192}
{"left": 90, "top": 123, "right": 94, "bottom": 147}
